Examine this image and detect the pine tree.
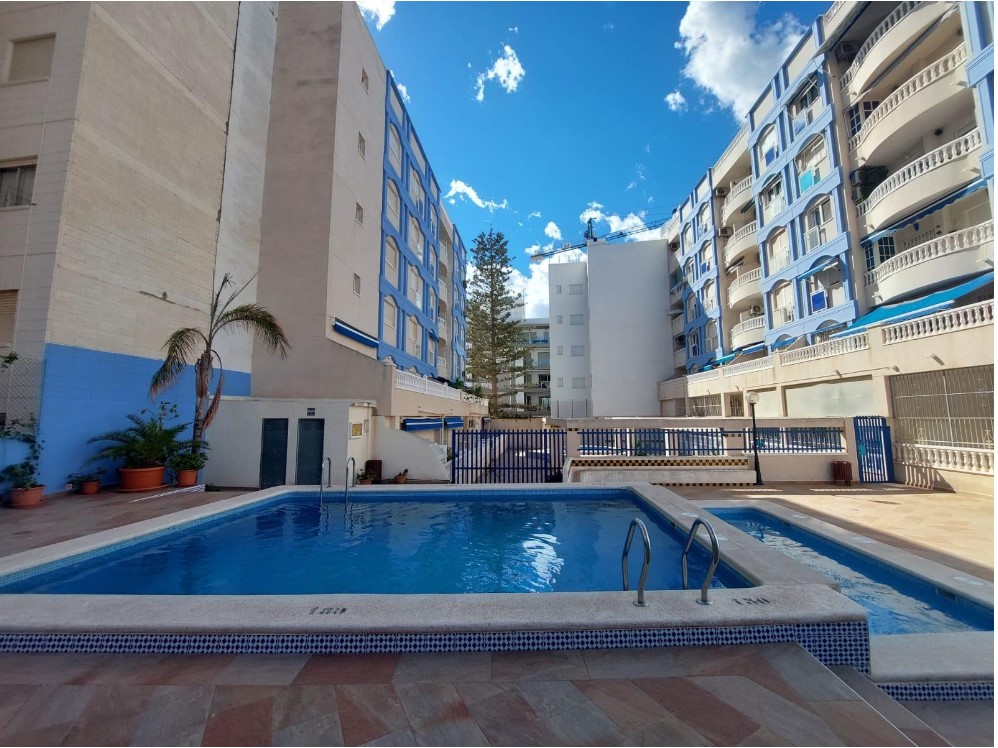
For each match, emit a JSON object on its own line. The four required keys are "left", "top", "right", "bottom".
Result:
{"left": 465, "top": 229, "right": 529, "bottom": 417}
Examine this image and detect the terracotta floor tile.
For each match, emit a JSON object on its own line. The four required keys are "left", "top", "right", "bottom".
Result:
{"left": 582, "top": 648, "right": 684, "bottom": 680}
{"left": 392, "top": 651, "right": 491, "bottom": 683}
{"left": 212, "top": 654, "right": 310, "bottom": 686}
{"left": 458, "top": 683, "right": 559, "bottom": 746}
{"left": 515, "top": 680, "right": 592, "bottom": 718}
{"left": 395, "top": 682, "right": 488, "bottom": 746}
{"left": 131, "top": 655, "right": 238, "bottom": 686}
{"left": 0, "top": 684, "right": 38, "bottom": 733}
{"left": 541, "top": 702, "right": 633, "bottom": 746}
{"left": 631, "top": 717, "right": 714, "bottom": 747}
{"left": 738, "top": 726, "right": 795, "bottom": 746}
{"left": 674, "top": 643, "right": 810, "bottom": 707}
{"left": 66, "top": 654, "right": 169, "bottom": 685}
{"left": 0, "top": 653, "right": 105, "bottom": 685}
{"left": 0, "top": 722, "right": 81, "bottom": 747}
{"left": 491, "top": 649, "right": 589, "bottom": 681}
{"left": 294, "top": 654, "right": 400, "bottom": 685}
{"left": 635, "top": 676, "right": 759, "bottom": 745}
{"left": 359, "top": 727, "right": 417, "bottom": 746}
{"left": 764, "top": 645, "right": 861, "bottom": 703}
{"left": 129, "top": 685, "right": 214, "bottom": 747}
{"left": 0, "top": 684, "right": 93, "bottom": 736}
{"left": 201, "top": 686, "right": 276, "bottom": 746}
{"left": 573, "top": 680, "right": 676, "bottom": 736}
{"left": 808, "top": 700, "right": 914, "bottom": 746}
{"left": 334, "top": 684, "right": 409, "bottom": 746}
{"left": 60, "top": 685, "right": 154, "bottom": 746}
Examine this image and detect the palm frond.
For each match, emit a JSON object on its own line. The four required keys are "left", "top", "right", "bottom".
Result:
{"left": 214, "top": 304, "right": 290, "bottom": 357}
{"left": 213, "top": 271, "right": 259, "bottom": 327}
{"left": 149, "top": 328, "right": 207, "bottom": 396}
{"left": 209, "top": 273, "right": 235, "bottom": 326}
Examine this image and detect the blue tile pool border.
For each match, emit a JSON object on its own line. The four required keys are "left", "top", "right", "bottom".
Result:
{"left": 878, "top": 681, "right": 994, "bottom": 702}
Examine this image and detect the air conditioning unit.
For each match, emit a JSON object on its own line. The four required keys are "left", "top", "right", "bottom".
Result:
{"left": 836, "top": 41, "right": 859, "bottom": 65}
{"left": 749, "top": 304, "right": 763, "bottom": 316}
{"left": 669, "top": 241, "right": 680, "bottom": 251}
{"left": 718, "top": 227, "right": 733, "bottom": 237}
{"left": 713, "top": 187, "right": 726, "bottom": 198}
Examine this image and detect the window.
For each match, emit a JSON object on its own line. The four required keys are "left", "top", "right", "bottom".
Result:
{"left": 847, "top": 100, "right": 881, "bottom": 136}
{"left": 383, "top": 297, "right": 397, "bottom": 347}
{"left": 706, "top": 320, "right": 719, "bottom": 351}
{"left": 361, "top": 68, "right": 369, "bottom": 92}
{"left": 427, "top": 337, "right": 436, "bottom": 365}
{"left": 697, "top": 203, "right": 711, "bottom": 234}
{"left": 429, "top": 206, "right": 437, "bottom": 239}
{"left": 569, "top": 284, "right": 583, "bottom": 295}
{"left": 355, "top": 203, "right": 364, "bottom": 226}
{"left": 385, "top": 238, "right": 400, "bottom": 288}
{"left": 408, "top": 216, "right": 424, "bottom": 261}
{"left": 767, "top": 227, "right": 790, "bottom": 271}
{"left": 7, "top": 36, "right": 55, "bottom": 83}
{"left": 570, "top": 314, "right": 584, "bottom": 325}
{"left": 572, "top": 377, "right": 586, "bottom": 388}
{"left": 429, "top": 249, "right": 438, "bottom": 282}
{"left": 790, "top": 78, "right": 820, "bottom": 136}
{"left": 0, "top": 163, "right": 36, "bottom": 208}
{"left": 386, "top": 181, "right": 401, "bottom": 229}
{"left": 684, "top": 258, "right": 694, "bottom": 281}
{"left": 796, "top": 135, "right": 827, "bottom": 194}
{"left": 388, "top": 125, "right": 402, "bottom": 174}
{"left": 557, "top": 378, "right": 564, "bottom": 388}
{"left": 864, "top": 237, "right": 896, "bottom": 271}
{"left": 761, "top": 177, "right": 784, "bottom": 222}
{"left": 407, "top": 266, "right": 422, "bottom": 307}
{"left": 807, "top": 263, "right": 842, "bottom": 312}
{"left": 556, "top": 315, "right": 563, "bottom": 324}
{"left": 427, "top": 288, "right": 436, "bottom": 315}
{"left": 571, "top": 345, "right": 585, "bottom": 356}
{"left": 702, "top": 280, "right": 716, "bottom": 311}
{"left": 757, "top": 126, "right": 778, "bottom": 168}
{"left": 407, "top": 316, "right": 421, "bottom": 357}
{"left": 555, "top": 285, "right": 562, "bottom": 294}
{"left": 688, "top": 330, "right": 700, "bottom": 357}
{"left": 409, "top": 167, "right": 425, "bottom": 215}
{"left": 358, "top": 132, "right": 366, "bottom": 158}
{"left": 686, "top": 294, "right": 697, "bottom": 321}
{"left": 698, "top": 243, "right": 712, "bottom": 273}
{"left": 556, "top": 346, "right": 563, "bottom": 355}
{"left": 771, "top": 282, "right": 795, "bottom": 324}
{"left": 803, "top": 197, "right": 833, "bottom": 252}
{"left": 350, "top": 422, "right": 363, "bottom": 438}
{"left": 353, "top": 273, "right": 361, "bottom": 296}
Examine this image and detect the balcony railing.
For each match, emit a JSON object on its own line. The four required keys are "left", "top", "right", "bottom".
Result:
{"left": 849, "top": 45, "right": 968, "bottom": 153}
{"left": 673, "top": 348, "right": 686, "bottom": 369}
{"left": 728, "top": 267, "right": 762, "bottom": 298}
{"left": 731, "top": 315, "right": 765, "bottom": 337}
{"left": 762, "top": 198, "right": 785, "bottom": 224}
{"left": 721, "top": 176, "right": 753, "bottom": 217}
{"left": 823, "top": 1, "right": 849, "bottom": 35}
{"left": 394, "top": 367, "right": 461, "bottom": 401}
{"left": 864, "top": 222, "right": 993, "bottom": 287}
{"left": 768, "top": 250, "right": 790, "bottom": 273}
{"left": 840, "top": 1, "right": 918, "bottom": 90}
{"left": 438, "top": 317, "right": 449, "bottom": 337}
{"left": 882, "top": 299, "right": 993, "bottom": 345}
{"left": 714, "top": 124, "right": 748, "bottom": 175}
{"left": 802, "top": 222, "right": 834, "bottom": 253}
{"left": 724, "top": 355, "right": 773, "bottom": 376}
{"left": 894, "top": 443, "right": 993, "bottom": 476}
{"left": 687, "top": 368, "right": 721, "bottom": 383}
{"left": 658, "top": 376, "right": 688, "bottom": 401}
{"left": 857, "top": 129, "right": 982, "bottom": 218}
{"left": 723, "top": 221, "right": 758, "bottom": 266}
{"left": 779, "top": 332, "right": 869, "bottom": 366}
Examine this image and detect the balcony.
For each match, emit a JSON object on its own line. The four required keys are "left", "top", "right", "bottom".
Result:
{"left": 767, "top": 250, "right": 791, "bottom": 274}
{"left": 865, "top": 222, "right": 994, "bottom": 305}
{"left": 850, "top": 45, "right": 971, "bottom": 165}
{"left": 722, "top": 221, "right": 759, "bottom": 267}
{"left": 658, "top": 376, "right": 687, "bottom": 402}
{"left": 858, "top": 129, "right": 982, "bottom": 231}
{"left": 802, "top": 221, "right": 835, "bottom": 254}
{"left": 721, "top": 176, "right": 753, "bottom": 226}
{"left": 730, "top": 315, "right": 765, "bottom": 349}
{"left": 439, "top": 282, "right": 450, "bottom": 305}
{"left": 779, "top": 332, "right": 869, "bottom": 367}
{"left": 762, "top": 197, "right": 785, "bottom": 225}
{"left": 438, "top": 317, "right": 449, "bottom": 338}
{"left": 671, "top": 315, "right": 684, "bottom": 336}
{"left": 727, "top": 267, "right": 762, "bottom": 310}
{"left": 840, "top": 1, "right": 952, "bottom": 100}
{"left": 673, "top": 348, "right": 686, "bottom": 370}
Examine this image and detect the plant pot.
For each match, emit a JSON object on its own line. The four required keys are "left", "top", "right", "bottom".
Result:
{"left": 79, "top": 480, "right": 100, "bottom": 496}
{"left": 358, "top": 478, "right": 373, "bottom": 485}
{"left": 393, "top": 476, "right": 407, "bottom": 484}
{"left": 175, "top": 469, "right": 199, "bottom": 488}
{"left": 9, "top": 485, "right": 44, "bottom": 508}
{"left": 118, "top": 466, "right": 166, "bottom": 492}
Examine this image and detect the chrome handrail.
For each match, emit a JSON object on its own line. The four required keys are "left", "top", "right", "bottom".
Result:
{"left": 344, "top": 456, "right": 355, "bottom": 505}
{"left": 682, "top": 518, "right": 720, "bottom": 605}
{"left": 318, "top": 456, "right": 332, "bottom": 505}
{"left": 621, "top": 518, "right": 652, "bottom": 607}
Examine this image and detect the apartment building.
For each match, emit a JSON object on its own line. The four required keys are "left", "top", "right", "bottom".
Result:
{"left": 549, "top": 262, "right": 592, "bottom": 417}
{"left": 0, "top": 2, "right": 482, "bottom": 490}
{"left": 658, "top": 0, "right": 994, "bottom": 493}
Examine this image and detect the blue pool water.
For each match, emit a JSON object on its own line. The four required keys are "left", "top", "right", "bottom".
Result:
{"left": 2, "top": 490, "right": 749, "bottom": 595}
{"left": 709, "top": 508, "right": 993, "bottom": 635}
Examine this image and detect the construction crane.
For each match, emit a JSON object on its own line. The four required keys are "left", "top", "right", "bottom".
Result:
{"left": 529, "top": 216, "right": 672, "bottom": 261}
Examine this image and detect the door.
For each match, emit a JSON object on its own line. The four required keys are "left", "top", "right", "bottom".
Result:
{"left": 259, "top": 419, "right": 289, "bottom": 489}
{"left": 295, "top": 418, "right": 325, "bottom": 484}
{"left": 853, "top": 416, "right": 895, "bottom": 483}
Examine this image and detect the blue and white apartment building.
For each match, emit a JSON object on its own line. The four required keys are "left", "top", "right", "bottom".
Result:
{"left": 660, "top": 0, "right": 994, "bottom": 494}
{"left": 0, "top": 2, "right": 483, "bottom": 492}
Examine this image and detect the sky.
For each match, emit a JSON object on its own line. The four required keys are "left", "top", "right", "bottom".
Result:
{"left": 358, "top": 1, "right": 831, "bottom": 318}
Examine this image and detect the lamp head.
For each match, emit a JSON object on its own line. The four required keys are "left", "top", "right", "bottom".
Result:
{"left": 746, "top": 392, "right": 760, "bottom": 405}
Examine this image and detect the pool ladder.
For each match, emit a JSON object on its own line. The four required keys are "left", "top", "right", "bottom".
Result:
{"left": 682, "top": 518, "right": 721, "bottom": 605}
{"left": 621, "top": 519, "right": 651, "bottom": 607}
{"left": 318, "top": 456, "right": 332, "bottom": 504}
{"left": 344, "top": 456, "right": 355, "bottom": 506}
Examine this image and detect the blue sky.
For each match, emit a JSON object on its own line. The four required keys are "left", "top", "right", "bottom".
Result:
{"left": 360, "top": 1, "right": 830, "bottom": 315}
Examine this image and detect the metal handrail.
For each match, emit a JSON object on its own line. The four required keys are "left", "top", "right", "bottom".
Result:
{"left": 344, "top": 456, "right": 355, "bottom": 505}
{"left": 621, "top": 518, "right": 652, "bottom": 607}
{"left": 318, "top": 456, "right": 332, "bottom": 505}
{"left": 681, "top": 518, "right": 720, "bottom": 605}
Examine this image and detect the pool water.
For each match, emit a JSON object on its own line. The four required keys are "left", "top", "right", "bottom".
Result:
{"left": 709, "top": 507, "right": 993, "bottom": 635}
{"left": 2, "top": 490, "right": 749, "bottom": 595}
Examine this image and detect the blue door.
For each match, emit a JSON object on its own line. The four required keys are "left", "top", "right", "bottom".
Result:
{"left": 853, "top": 416, "right": 895, "bottom": 483}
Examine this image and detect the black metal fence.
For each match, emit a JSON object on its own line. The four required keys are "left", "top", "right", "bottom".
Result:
{"left": 579, "top": 428, "right": 726, "bottom": 456}
{"left": 451, "top": 430, "right": 567, "bottom": 484}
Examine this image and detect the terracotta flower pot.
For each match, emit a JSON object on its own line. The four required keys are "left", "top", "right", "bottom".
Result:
{"left": 176, "top": 469, "right": 198, "bottom": 487}
{"left": 118, "top": 466, "right": 166, "bottom": 491}
{"left": 358, "top": 478, "right": 373, "bottom": 485}
{"left": 79, "top": 480, "right": 100, "bottom": 496}
{"left": 393, "top": 476, "right": 407, "bottom": 484}
{"left": 9, "top": 485, "right": 44, "bottom": 508}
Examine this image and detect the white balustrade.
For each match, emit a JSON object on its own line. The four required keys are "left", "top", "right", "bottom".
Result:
{"left": 858, "top": 130, "right": 981, "bottom": 217}
{"left": 731, "top": 315, "right": 766, "bottom": 337}
{"left": 840, "top": 1, "right": 919, "bottom": 90}
{"left": 714, "top": 124, "right": 749, "bottom": 175}
{"left": 673, "top": 349, "right": 686, "bottom": 369}
{"left": 658, "top": 376, "right": 688, "bottom": 401}
{"left": 724, "top": 221, "right": 759, "bottom": 266}
{"left": 895, "top": 443, "right": 994, "bottom": 475}
{"left": 394, "top": 367, "right": 461, "bottom": 400}
{"left": 823, "top": 1, "right": 849, "bottom": 35}
{"left": 882, "top": 300, "right": 994, "bottom": 344}
{"left": 687, "top": 369, "right": 721, "bottom": 383}
{"left": 864, "top": 222, "right": 993, "bottom": 287}
{"left": 779, "top": 332, "right": 868, "bottom": 366}
{"left": 727, "top": 267, "right": 761, "bottom": 297}
{"left": 721, "top": 176, "right": 753, "bottom": 217}
{"left": 723, "top": 355, "right": 773, "bottom": 376}
{"left": 849, "top": 45, "right": 967, "bottom": 153}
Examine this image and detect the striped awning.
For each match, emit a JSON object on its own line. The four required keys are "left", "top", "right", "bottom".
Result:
{"left": 444, "top": 416, "right": 464, "bottom": 429}
{"left": 402, "top": 417, "right": 443, "bottom": 432}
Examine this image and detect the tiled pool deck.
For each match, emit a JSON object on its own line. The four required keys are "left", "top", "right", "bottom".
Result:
{"left": 0, "top": 483, "right": 992, "bottom": 745}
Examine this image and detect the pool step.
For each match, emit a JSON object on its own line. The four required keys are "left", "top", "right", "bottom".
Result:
{"left": 831, "top": 666, "right": 952, "bottom": 746}
{"left": 867, "top": 633, "right": 994, "bottom": 702}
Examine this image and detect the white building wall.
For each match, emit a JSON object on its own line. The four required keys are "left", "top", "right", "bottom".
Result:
{"left": 588, "top": 239, "right": 674, "bottom": 416}
{"left": 549, "top": 261, "right": 591, "bottom": 417}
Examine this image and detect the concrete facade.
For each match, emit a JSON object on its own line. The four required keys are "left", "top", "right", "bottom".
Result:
{"left": 548, "top": 261, "right": 592, "bottom": 418}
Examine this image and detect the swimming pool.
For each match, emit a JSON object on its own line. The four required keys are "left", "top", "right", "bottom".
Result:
{"left": 707, "top": 507, "right": 993, "bottom": 635}
{"left": 1, "top": 489, "right": 749, "bottom": 595}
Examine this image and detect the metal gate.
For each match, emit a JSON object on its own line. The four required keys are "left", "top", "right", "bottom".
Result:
{"left": 853, "top": 416, "right": 895, "bottom": 483}
{"left": 451, "top": 429, "right": 567, "bottom": 484}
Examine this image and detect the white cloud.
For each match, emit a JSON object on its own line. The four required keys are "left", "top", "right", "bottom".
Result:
{"left": 603, "top": 22, "right": 615, "bottom": 31}
{"left": 665, "top": 89, "right": 687, "bottom": 112}
{"left": 474, "top": 44, "right": 526, "bottom": 102}
{"left": 396, "top": 82, "right": 410, "bottom": 103}
{"left": 675, "top": 2, "right": 805, "bottom": 120}
{"left": 578, "top": 201, "right": 662, "bottom": 242}
{"left": 357, "top": 0, "right": 396, "bottom": 29}
{"left": 626, "top": 181, "right": 636, "bottom": 191}
{"left": 527, "top": 211, "right": 541, "bottom": 220}
{"left": 444, "top": 179, "right": 508, "bottom": 212}
{"left": 508, "top": 25, "right": 519, "bottom": 33}
{"left": 508, "top": 248, "right": 588, "bottom": 318}
{"left": 543, "top": 221, "right": 562, "bottom": 241}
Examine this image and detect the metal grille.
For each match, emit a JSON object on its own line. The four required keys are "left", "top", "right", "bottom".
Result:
{"left": 0, "top": 355, "right": 43, "bottom": 425}
{"left": 451, "top": 430, "right": 567, "bottom": 484}
{"left": 580, "top": 428, "right": 725, "bottom": 456}
{"left": 689, "top": 394, "right": 722, "bottom": 417}
{"left": 727, "top": 393, "right": 744, "bottom": 417}
{"left": 889, "top": 366, "right": 994, "bottom": 449}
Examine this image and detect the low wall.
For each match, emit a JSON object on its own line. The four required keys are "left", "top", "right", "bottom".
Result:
{"left": 894, "top": 462, "right": 994, "bottom": 496}
{"left": 372, "top": 421, "right": 449, "bottom": 481}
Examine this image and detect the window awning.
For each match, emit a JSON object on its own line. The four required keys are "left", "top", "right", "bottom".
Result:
{"left": 797, "top": 257, "right": 839, "bottom": 281}
{"left": 332, "top": 318, "right": 379, "bottom": 348}
{"left": 715, "top": 352, "right": 739, "bottom": 365}
{"left": 444, "top": 416, "right": 464, "bottom": 429}
{"left": 861, "top": 179, "right": 989, "bottom": 246}
{"left": 771, "top": 336, "right": 799, "bottom": 350}
{"left": 831, "top": 271, "right": 994, "bottom": 339}
{"left": 402, "top": 417, "right": 443, "bottom": 432}
{"left": 725, "top": 258, "right": 745, "bottom": 273}
{"left": 740, "top": 343, "right": 767, "bottom": 355}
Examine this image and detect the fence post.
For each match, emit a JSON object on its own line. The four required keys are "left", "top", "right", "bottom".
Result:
{"left": 566, "top": 429, "right": 581, "bottom": 461}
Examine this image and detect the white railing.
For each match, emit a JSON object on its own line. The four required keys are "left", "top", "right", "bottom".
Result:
{"left": 849, "top": 45, "right": 967, "bottom": 153}
{"left": 462, "top": 391, "right": 488, "bottom": 406}
{"left": 437, "top": 317, "right": 449, "bottom": 338}
{"left": 714, "top": 124, "right": 749, "bottom": 175}
{"left": 840, "top": 1, "right": 919, "bottom": 90}
{"left": 823, "top": 1, "right": 849, "bottom": 34}
{"left": 439, "top": 283, "right": 450, "bottom": 304}
{"left": 721, "top": 176, "right": 753, "bottom": 217}
{"left": 762, "top": 198, "right": 785, "bottom": 224}
{"left": 394, "top": 367, "right": 461, "bottom": 401}
{"left": 779, "top": 332, "right": 869, "bottom": 366}
{"left": 731, "top": 315, "right": 766, "bottom": 336}
{"left": 724, "top": 355, "right": 773, "bottom": 376}
{"left": 858, "top": 130, "right": 981, "bottom": 217}
{"left": 724, "top": 221, "right": 758, "bottom": 265}
{"left": 768, "top": 250, "right": 790, "bottom": 273}
{"left": 687, "top": 368, "right": 721, "bottom": 383}
{"left": 803, "top": 221, "right": 835, "bottom": 253}
{"left": 895, "top": 443, "right": 994, "bottom": 475}
{"left": 882, "top": 300, "right": 994, "bottom": 344}
{"left": 864, "top": 222, "right": 993, "bottom": 287}
{"left": 673, "top": 349, "right": 686, "bottom": 369}
{"left": 658, "top": 376, "right": 687, "bottom": 401}
{"left": 728, "top": 267, "right": 762, "bottom": 298}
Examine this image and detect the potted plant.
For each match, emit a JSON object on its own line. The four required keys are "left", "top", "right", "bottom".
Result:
{"left": 68, "top": 468, "right": 104, "bottom": 496}
{"left": 393, "top": 468, "right": 409, "bottom": 484}
{"left": 88, "top": 403, "right": 185, "bottom": 491}
{"left": 168, "top": 442, "right": 208, "bottom": 487}
{"left": 1, "top": 416, "right": 44, "bottom": 508}
{"left": 356, "top": 469, "right": 374, "bottom": 485}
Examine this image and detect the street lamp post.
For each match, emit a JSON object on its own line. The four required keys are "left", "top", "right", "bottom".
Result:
{"left": 746, "top": 392, "right": 763, "bottom": 485}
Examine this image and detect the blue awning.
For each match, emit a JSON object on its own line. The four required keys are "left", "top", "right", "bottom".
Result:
{"left": 861, "top": 179, "right": 989, "bottom": 245}
{"left": 771, "top": 336, "right": 799, "bottom": 350}
{"left": 332, "top": 318, "right": 379, "bottom": 348}
{"left": 716, "top": 351, "right": 743, "bottom": 365}
{"left": 444, "top": 416, "right": 464, "bottom": 429}
{"left": 832, "top": 272, "right": 994, "bottom": 339}
{"left": 740, "top": 343, "right": 767, "bottom": 355}
{"left": 797, "top": 257, "right": 839, "bottom": 280}
{"left": 403, "top": 417, "right": 443, "bottom": 432}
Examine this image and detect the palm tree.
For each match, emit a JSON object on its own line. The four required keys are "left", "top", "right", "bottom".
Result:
{"left": 150, "top": 274, "right": 290, "bottom": 453}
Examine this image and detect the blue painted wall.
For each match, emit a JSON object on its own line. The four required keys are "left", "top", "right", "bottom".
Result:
{"left": 31, "top": 344, "right": 250, "bottom": 493}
